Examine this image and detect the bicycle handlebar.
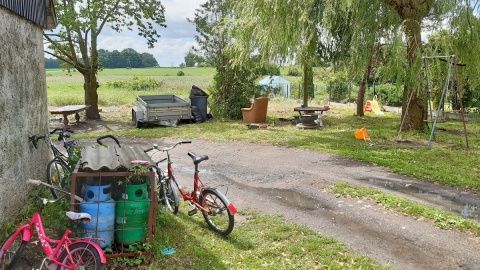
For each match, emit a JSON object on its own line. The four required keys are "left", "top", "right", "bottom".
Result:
{"left": 96, "top": 135, "right": 121, "bottom": 148}
{"left": 145, "top": 141, "right": 192, "bottom": 153}
{"left": 27, "top": 179, "right": 83, "bottom": 202}
{"left": 50, "top": 128, "right": 74, "bottom": 135}
{"left": 29, "top": 135, "right": 46, "bottom": 149}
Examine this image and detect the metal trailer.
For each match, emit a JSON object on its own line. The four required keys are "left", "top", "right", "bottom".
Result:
{"left": 132, "top": 95, "right": 192, "bottom": 127}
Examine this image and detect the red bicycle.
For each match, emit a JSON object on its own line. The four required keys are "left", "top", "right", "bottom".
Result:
{"left": 145, "top": 141, "right": 237, "bottom": 236}
{"left": 0, "top": 180, "right": 106, "bottom": 270}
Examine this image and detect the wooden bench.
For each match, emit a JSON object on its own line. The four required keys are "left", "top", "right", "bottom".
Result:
{"left": 49, "top": 105, "right": 90, "bottom": 126}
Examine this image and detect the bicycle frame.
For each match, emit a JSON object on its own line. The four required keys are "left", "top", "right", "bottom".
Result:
{"left": 167, "top": 155, "right": 237, "bottom": 215}
{"left": 6, "top": 212, "right": 106, "bottom": 269}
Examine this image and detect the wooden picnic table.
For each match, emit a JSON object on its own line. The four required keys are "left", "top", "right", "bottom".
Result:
{"left": 293, "top": 106, "right": 330, "bottom": 129}
{"left": 293, "top": 106, "right": 330, "bottom": 115}
{"left": 49, "top": 105, "right": 89, "bottom": 126}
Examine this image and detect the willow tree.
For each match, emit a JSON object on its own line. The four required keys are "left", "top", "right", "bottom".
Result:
{"left": 44, "top": 0, "right": 166, "bottom": 119}
{"left": 229, "top": 1, "right": 328, "bottom": 107}
{"left": 189, "top": 0, "right": 261, "bottom": 119}
{"left": 383, "top": 0, "right": 480, "bottom": 129}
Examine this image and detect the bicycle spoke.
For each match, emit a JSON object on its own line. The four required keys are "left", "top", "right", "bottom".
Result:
{"left": 201, "top": 189, "right": 234, "bottom": 235}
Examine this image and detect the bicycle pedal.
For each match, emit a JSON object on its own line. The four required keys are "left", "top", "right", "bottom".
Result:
{"left": 188, "top": 208, "right": 198, "bottom": 216}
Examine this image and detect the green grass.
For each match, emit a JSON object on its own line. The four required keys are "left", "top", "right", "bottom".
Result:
{"left": 46, "top": 67, "right": 215, "bottom": 106}
{"left": 49, "top": 67, "right": 480, "bottom": 189}
{"left": 43, "top": 67, "right": 480, "bottom": 269}
{"left": 145, "top": 207, "right": 389, "bottom": 270}
{"left": 330, "top": 182, "right": 480, "bottom": 236}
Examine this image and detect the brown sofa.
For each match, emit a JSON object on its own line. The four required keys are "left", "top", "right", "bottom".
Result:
{"left": 241, "top": 97, "right": 269, "bottom": 123}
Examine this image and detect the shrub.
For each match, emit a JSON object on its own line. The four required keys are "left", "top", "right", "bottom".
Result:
{"left": 287, "top": 67, "right": 301, "bottom": 77}
{"left": 210, "top": 57, "right": 260, "bottom": 119}
{"left": 259, "top": 64, "right": 281, "bottom": 76}
{"left": 105, "top": 76, "right": 163, "bottom": 91}
{"left": 177, "top": 70, "right": 185, "bottom": 76}
{"left": 368, "top": 84, "right": 402, "bottom": 107}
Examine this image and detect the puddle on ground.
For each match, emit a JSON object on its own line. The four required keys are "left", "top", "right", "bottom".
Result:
{"left": 219, "top": 175, "right": 324, "bottom": 211}
{"left": 265, "top": 188, "right": 323, "bottom": 210}
{"left": 359, "top": 178, "right": 480, "bottom": 221}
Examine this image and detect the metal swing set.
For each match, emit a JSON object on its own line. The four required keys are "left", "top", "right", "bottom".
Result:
{"left": 397, "top": 55, "right": 469, "bottom": 149}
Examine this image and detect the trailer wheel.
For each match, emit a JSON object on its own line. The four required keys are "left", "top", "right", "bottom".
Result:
{"left": 132, "top": 109, "right": 143, "bottom": 128}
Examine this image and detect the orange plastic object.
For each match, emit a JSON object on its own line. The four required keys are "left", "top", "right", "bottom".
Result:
{"left": 354, "top": 128, "right": 371, "bottom": 141}
{"left": 364, "top": 101, "right": 373, "bottom": 112}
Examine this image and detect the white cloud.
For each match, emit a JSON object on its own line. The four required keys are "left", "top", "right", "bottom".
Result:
{"left": 98, "top": 0, "right": 206, "bottom": 67}
{"left": 46, "top": 1, "right": 206, "bottom": 67}
{"left": 163, "top": 0, "right": 205, "bottom": 22}
{"left": 98, "top": 34, "right": 197, "bottom": 67}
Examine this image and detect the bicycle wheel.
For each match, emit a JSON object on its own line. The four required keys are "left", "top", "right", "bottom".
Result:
{"left": 201, "top": 189, "right": 235, "bottom": 236}
{"left": 46, "top": 159, "right": 70, "bottom": 199}
{"left": 0, "top": 230, "right": 27, "bottom": 270}
{"left": 56, "top": 242, "right": 102, "bottom": 270}
{"left": 159, "top": 177, "right": 180, "bottom": 214}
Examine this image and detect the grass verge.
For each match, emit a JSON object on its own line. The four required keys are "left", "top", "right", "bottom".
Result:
{"left": 329, "top": 182, "right": 480, "bottom": 236}
{"left": 140, "top": 206, "right": 390, "bottom": 270}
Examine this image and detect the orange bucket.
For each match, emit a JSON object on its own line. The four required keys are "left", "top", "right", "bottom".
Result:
{"left": 354, "top": 128, "right": 370, "bottom": 141}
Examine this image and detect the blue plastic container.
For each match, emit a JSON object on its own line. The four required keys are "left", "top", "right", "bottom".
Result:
{"left": 80, "top": 183, "right": 115, "bottom": 249}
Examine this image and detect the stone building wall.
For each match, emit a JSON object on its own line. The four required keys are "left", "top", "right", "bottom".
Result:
{"left": 0, "top": 7, "right": 50, "bottom": 224}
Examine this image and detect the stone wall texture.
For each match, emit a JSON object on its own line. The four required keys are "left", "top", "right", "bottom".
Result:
{"left": 0, "top": 7, "right": 50, "bottom": 224}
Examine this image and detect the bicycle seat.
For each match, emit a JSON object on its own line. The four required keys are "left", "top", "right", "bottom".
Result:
{"left": 66, "top": 211, "right": 92, "bottom": 222}
{"left": 188, "top": 152, "right": 209, "bottom": 165}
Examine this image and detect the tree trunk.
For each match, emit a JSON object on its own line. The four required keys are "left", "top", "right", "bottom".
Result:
{"left": 357, "top": 47, "right": 375, "bottom": 116}
{"left": 83, "top": 72, "right": 101, "bottom": 120}
{"left": 387, "top": 0, "right": 434, "bottom": 130}
{"left": 302, "top": 63, "right": 313, "bottom": 107}
{"left": 401, "top": 19, "right": 426, "bottom": 130}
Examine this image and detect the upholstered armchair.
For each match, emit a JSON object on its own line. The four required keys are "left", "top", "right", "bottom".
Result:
{"left": 241, "top": 97, "right": 269, "bottom": 123}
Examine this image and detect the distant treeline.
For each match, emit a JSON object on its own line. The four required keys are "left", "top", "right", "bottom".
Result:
{"left": 45, "top": 48, "right": 159, "bottom": 69}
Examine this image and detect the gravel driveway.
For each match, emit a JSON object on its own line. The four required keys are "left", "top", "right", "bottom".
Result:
{"left": 116, "top": 137, "right": 480, "bottom": 270}
{"left": 67, "top": 119, "right": 480, "bottom": 270}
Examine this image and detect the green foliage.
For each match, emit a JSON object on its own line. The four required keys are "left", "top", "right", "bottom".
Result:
{"left": 259, "top": 64, "right": 281, "bottom": 76}
{"left": 112, "top": 255, "right": 148, "bottom": 268}
{"left": 177, "top": 70, "right": 185, "bottom": 76}
{"left": 189, "top": 0, "right": 261, "bottom": 119}
{"left": 126, "top": 164, "right": 150, "bottom": 185}
{"left": 61, "top": 143, "right": 83, "bottom": 188}
{"left": 98, "top": 48, "right": 158, "bottom": 69}
{"left": 287, "top": 67, "right": 301, "bottom": 77}
{"left": 105, "top": 76, "right": 164, "bottom": 91}
{"left": 209, "top": 58, "right": 260, "bottom": 119}
{"left": 326, "top": 72, "right": 353, "bottom": 103}
{"left": 45, "top": 0, "right": 167, "bottom": 118}
{"left": 184, "top": 51, "right": 197, "bottom": 67}
{"left": 369, "top": 84, "right": 402, "bottom": 107}
{"left": 187, "top": 0, "right": 231, "bottom": 67}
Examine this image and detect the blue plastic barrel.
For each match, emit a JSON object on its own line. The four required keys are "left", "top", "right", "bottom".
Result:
{"left": 80, "top": 183, "right": 115, "bottom": 249}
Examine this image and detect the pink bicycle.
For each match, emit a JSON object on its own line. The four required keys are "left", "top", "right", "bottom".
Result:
{"left": 0, "top": 180, "right": 106, "bottom": 270}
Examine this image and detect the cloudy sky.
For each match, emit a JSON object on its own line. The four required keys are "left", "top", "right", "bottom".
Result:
{"left": 97, "top": 0, "right": 205, "bottom": 67}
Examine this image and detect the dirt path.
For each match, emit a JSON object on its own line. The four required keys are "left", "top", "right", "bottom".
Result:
{"left": 113, "top": 136, "right": 480, "bottom": 270}
{"left": 65, "top": 120, "right": 480, "bottom": 270}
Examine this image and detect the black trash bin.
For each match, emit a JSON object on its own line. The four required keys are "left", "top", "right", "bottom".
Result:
{"left": 189, "top": 85, "right": 209, "bottom": 122}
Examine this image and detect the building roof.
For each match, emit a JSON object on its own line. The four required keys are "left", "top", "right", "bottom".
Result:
{"left": 258, "top": 76, "right": 290, "bottom": 85}
{"left": 0, "top": 0, "right": 57, "bottom": 29}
